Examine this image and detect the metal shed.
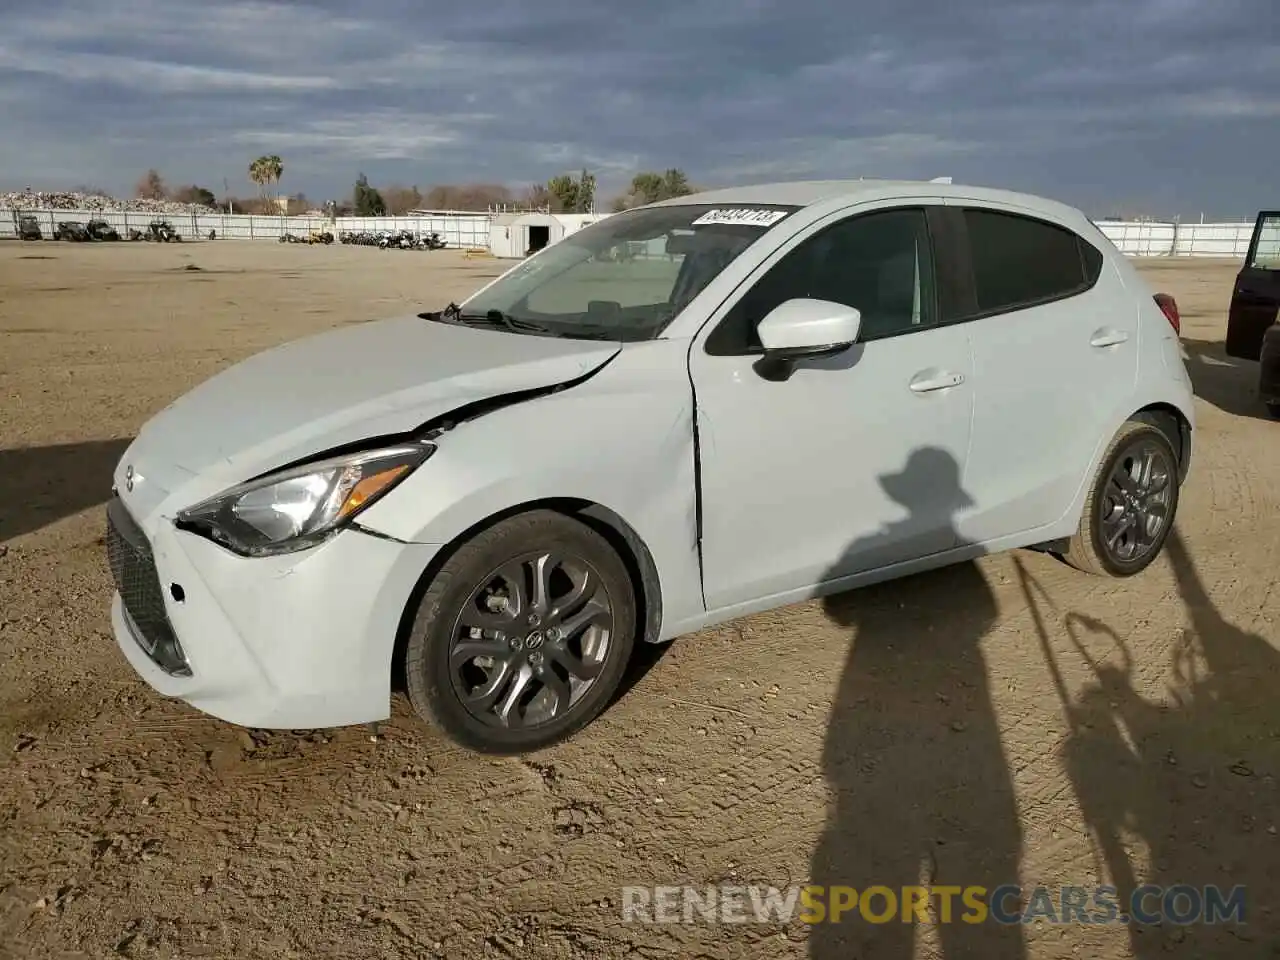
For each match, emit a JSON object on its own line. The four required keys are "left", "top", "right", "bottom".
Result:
{"left": 489, "top": 212, "right": 565, "bottom": 258}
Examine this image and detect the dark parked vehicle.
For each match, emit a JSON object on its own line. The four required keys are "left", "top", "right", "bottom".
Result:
{"left": 53, "top": 221, "right": 91, "bottom": 242}
{"left": 378, "top": 229, "right": 415, "bottom": 250}
{"left": 17, "top": 215, "right": 42, "bottom": 240}
{"left": 1225, "top": 210, "right": 1280, "bottom": 418}
{"left": 86, "top": 219, "right": 122, "bottom": 241}
{"left": 145, "top": 220, "right": 182, "bottom": 242}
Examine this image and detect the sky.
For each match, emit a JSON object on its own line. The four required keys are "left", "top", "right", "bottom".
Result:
{"left": 0, "top": 0, "right": 1275, "bottom": 218}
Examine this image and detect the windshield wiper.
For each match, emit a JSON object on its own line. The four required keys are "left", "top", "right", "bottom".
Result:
{"left": 554, "top": 327, "right": 621, "bottom": 341}
{"left": 425, "top": 303, "right": 553, "bottom": 335}
{"left": 469, "top": 311, "right": 553, "bottom": 334}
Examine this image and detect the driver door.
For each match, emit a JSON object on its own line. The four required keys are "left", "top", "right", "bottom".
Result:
{"left": 1226, "top": 211, "right": 1280, "bottom": 361}
{"left": 689, "top": 205, "right": 976, "bottom": 613}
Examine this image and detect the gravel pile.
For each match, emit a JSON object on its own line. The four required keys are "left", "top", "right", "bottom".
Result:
{"left": 0, "top": 190, "right": 214, "bottom": 213}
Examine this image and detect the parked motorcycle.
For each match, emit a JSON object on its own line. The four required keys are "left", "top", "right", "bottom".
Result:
{"left": 378, "top": 230, "right": 413, "bottom": 250}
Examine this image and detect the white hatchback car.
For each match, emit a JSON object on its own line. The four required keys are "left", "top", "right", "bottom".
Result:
{"left": 107, "top": 180, "right": 1195, "bottom": 753}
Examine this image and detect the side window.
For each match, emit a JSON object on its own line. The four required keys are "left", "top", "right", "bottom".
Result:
{"left": 705, "top": 208, "right": 936, "bottom": 355}
{"left": 962, "top": 209, "right": 1099, "bottom": 316}
{"left": 1248, "top": 214, "right": 1280, "bottom": 270}
{"left": 1080, "top": 239, "right": 1104, "bottom": 285}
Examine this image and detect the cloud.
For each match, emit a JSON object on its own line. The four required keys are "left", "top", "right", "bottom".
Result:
{"left": 0, "top": 0, "right": 1275, "bottom": 216}
{"left": 0, "top": 48, "right": 337, "bottom": 93}
{"left": 229, "top": 112, "right": 488, "bottom": 159}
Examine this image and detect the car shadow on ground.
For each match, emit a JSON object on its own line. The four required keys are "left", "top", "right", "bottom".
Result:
{"left": 0, "top": 438, "right": 129, "bottom": 542}
{"left": 1180, "top": 337, "right": 1274, "bottom": 421}
{"left": 809, "top": 448, "right": 1027, "bottom": 959}
{"left": 1023, "top": 526, "right": 1278, "bottom": 956}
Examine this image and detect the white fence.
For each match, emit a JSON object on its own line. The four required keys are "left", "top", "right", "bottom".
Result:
{"left": 1094, "top": 220, "right": 1256, "bottom": 258}
{"left": 0, "top": 206, "right": 1259, "bottom": 259}
{"left": 1, "top": 208, "right": 493, "bottom": 249}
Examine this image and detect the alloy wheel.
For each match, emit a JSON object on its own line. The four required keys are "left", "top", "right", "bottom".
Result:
{"left": 448, "top": 550, "right": 614, "bottom": 729}
{"left": 1099, "top": 438, "right": 1174, "bottom": 565}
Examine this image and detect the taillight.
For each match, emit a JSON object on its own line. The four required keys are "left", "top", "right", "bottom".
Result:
{"left": 1154, "top": 293, "right": 1180, "bottom": 335}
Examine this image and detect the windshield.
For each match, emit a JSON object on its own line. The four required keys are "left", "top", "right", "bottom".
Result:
{"left": 447, "top": 203, "right": 800, "bottom": 341}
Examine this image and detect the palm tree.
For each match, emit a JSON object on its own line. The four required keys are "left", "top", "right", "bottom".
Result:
{"left": 248, "top": 155, "right": 284, "bottom": 212}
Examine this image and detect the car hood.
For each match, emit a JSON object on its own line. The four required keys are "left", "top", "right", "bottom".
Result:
{"left": 119, "top": 314, "right": 619, "bottom": 508}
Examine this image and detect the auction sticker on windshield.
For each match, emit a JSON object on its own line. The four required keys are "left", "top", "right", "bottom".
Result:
{"left": 691, "top": 208, "right": 790, "bottom": 227}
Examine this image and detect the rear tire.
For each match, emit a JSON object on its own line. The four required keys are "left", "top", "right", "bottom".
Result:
{"left": 1064, "top": 419, "right": 1180, "bottom": 577}
{"left": 404, "top": 510, "right": 636, "bottom": 754}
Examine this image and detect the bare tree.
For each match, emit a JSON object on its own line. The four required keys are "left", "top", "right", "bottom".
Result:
{"left": 421, "top": 183, "right": 513, "bottom": 211}
{"left": 135, "top": 169, "right": 167, "bottom": 201}
{"left": 383, "top": 184, "right": 424, "bottom": 215}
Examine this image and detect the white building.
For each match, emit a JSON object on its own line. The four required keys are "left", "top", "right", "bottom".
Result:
{"left": 488, "top": 211, "right": 565, "bottom": 258}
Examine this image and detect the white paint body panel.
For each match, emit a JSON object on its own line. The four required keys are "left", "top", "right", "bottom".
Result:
{"left": 126, "top": 313, "right": 618, "bottom": 484}
{"left": 948, "top": 197, "right": 1144, "bottom": 544}
{"left": 106, "top": 178, "right": 1196, "bottom": 730}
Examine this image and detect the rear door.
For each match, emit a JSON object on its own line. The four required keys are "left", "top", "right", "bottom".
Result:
{"left": 1226, "top": 211, "right": 1280, "bottom": 361}
{"left": 945, "top": 203, "right": 1137, "bottom": 544}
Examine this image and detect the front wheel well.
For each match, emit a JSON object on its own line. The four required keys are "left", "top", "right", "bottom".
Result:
{"left": 388, "top": 499, "right": 663, "bottom": 694}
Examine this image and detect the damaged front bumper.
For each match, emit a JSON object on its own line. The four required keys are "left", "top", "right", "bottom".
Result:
{"left": 107, "top": 494, "right": 440, "bottom": 729}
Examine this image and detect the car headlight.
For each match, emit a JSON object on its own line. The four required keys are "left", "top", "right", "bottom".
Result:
{"left": 176, "top": 442, "right": 434, "bottom": 556}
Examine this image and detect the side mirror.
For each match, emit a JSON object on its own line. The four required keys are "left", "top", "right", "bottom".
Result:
{"left": 754, "top": 298, "right": 861, "bottom": 381}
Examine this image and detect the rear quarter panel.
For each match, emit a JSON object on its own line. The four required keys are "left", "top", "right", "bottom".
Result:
{"left": 1050, "top": 240, "right": 1196, "bottom": 534}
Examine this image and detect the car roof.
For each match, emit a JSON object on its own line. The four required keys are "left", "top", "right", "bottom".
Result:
{"left": 655, "top": 178, "right": 1088, "bottom": 225}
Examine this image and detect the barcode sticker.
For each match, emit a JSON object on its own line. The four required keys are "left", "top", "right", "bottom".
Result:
{"left": 690, "top": 208, "right": 789, "bottom": 227}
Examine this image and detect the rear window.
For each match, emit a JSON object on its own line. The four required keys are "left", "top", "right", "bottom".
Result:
{"left": 963, "top": 209, "right": 1101, "bottom": 315}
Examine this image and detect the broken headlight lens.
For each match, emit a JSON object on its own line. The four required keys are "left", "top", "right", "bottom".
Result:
{"left": 176, "top": 443, "right": 434, "bottom": 556}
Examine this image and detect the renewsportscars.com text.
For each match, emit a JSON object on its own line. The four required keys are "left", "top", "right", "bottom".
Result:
{"left": 620, "top": 884, "right": 1247, "bottom": 926}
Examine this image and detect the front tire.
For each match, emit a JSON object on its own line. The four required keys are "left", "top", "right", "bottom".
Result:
{"left": 404, "top": 510, "right": 637, "bottom": 754}
{"left": 1064, "top": 419, "right": 1180, "bottom": 577}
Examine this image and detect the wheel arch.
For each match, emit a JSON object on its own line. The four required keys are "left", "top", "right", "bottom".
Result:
{"left": 1131, "top": 401, "right": 1193, "bottom": 484}
{"left": 388, "top": 497, "right": 664, "bottom": 693}
{"left": 1037, "top": 397, "right": 1194, "bottom": 556}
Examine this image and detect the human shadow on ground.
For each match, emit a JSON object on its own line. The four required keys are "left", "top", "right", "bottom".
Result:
{"left": 808, "top": 447, "right": 1026, "bottom": 959}
{"left": 0, "top": 438, "right": 129, "bottom": 542}
{"left": 1180, "top": 337, "right": 1275, "bottom": 422}
{"left": 1023, "top": 526, "right": 1279, "bottom": 956}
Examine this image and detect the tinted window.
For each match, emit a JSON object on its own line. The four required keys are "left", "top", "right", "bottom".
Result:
{"left": 963, "top": 209, "right": 1096, "bottom": 315}
{"left": 706, "top": 208, "right": 936, "bottom": 354}
{"left": 1248, "top": 214, "right": 1280, "bottom": 270}
{"left": 1080, "top": 239, "right": 1103, "bottom": 284}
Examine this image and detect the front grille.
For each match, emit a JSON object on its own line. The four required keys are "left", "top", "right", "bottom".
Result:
{"left": 106, "top": 497, "right": 190, "bottom": 676}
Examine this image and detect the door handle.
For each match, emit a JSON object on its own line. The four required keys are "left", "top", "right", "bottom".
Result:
{"left": 1090, "top": 328, "right": 1130, "bottom": 348}
{"left": 909, "top": 370, "right": 965, "bottom": 393}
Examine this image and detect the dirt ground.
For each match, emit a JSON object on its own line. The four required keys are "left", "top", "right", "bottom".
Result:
{"left": 0, "top": 241, "right": 1276, "bottom": 960}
